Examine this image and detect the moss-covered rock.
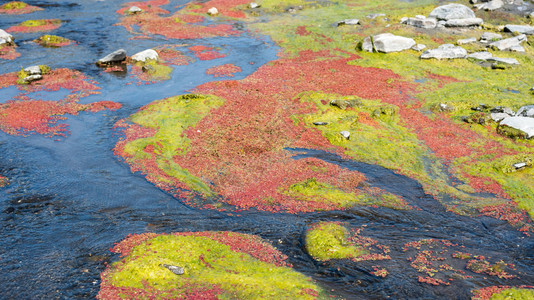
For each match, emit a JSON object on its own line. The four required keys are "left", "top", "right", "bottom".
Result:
{"left": 306, "top": 222, "right": 366, "bottom": 261}
{"left": 34, "top": 35, "right": 71, "bottom": 47}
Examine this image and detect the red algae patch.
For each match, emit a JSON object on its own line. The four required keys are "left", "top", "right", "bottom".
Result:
{"left": 98, "top": 232, "right": 323, "bottom": 299}
{"left": 7, "top": 19, "right": 61, "bottom": 33}
{"left": 0, "top": 1, "right": 43, "bottom": 15}
{"left": 206, "top": 63, "right": 241, "bottom": 77}
{"left": 189, "top": 45, "right": 227, "bottom": 60}
{"left": 0, "top": 45, "right": 20, "bottom": 60}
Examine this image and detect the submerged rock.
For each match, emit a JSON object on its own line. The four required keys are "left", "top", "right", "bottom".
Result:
{"left": 420, "top": 44, "right": 467, "bottom": 59}
{"left": 498, "top": 116, "right": 534, "bottom": 138}
{"left": 504, "top": 24, "right": 534, "bottom": 34}
{"left": 429, "top": 4, "right": 476, "bottom": 20}
{"left": 131, "top": 49, "right": 158, "bottom": 62}
{"left": 489, "top": 34, "right": 526, "bottom": 51}
{"left": 97, "top": 49, "right": 126, "bottom": 65}
{"left": 372, "top": 33, "right": 416, "bottom": 53}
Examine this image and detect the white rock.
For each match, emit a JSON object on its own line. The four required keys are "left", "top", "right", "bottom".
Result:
{"left": 97, "top": 49, "right": 127, "bottom": 65}
{"left": 207, "top": 7, "right": 218, "bottom": 15}
{"left": 338, "top": 19, "right": 360, "bottom": 26}
{"left": 340, "top": 131, "right": 350, "bottom": 139}
{"left": 480, "top": 32, "right": 502, "bottom": 41}
{"left": 491, "top": 112, "right": 510, "bottom": 122}
{"left": 131, "top": 49, "right": 159, "bottom": 62}
{"left": 24, "top": 66, "right": 42, "bottom": 75}
{"left": 457, "top": 37, "right": 477, "bottom": 45}
{"left": 510, "top": 45, "right": 525, "bottom": 52}
{"left": 372, "top": 33, "right": 416, "bottom": 53}
{"left": 420, "top": 44, "right": 467, "bottom": 59}
{"left": 504, "top": 24, "right": 534, "bottom": 34}
{"left": 429, "top": 4, "right": 476, "bottom": 20}
{"left": 127, "top": 6, "right": 142, "bottom": 14}
{"left": 500, "top": 116, "right": 534, "bottom": 138}
{"left": 0, "top": 29, "right": 13, "bottom": 45}
{"left": 402, "top": 16, "right": 437, "bottom": 29}
{"left": 467, "top": 51, "right": 493, "bottom": 60}
{"left": 489, "top": 34, "right": 526, "bottom": 50}
{"left": 23, "top": 74, "right": 43, "bottom": 83}
{"left": 488, "top": 57, "right": 520, "bottom": 64}
{"left": 445, "top": 18, "right": 483, "bottom": 27}
{"left": 475, "top": 0, "right": 504, "bottom": 11}
{"left": 249, "top": 2, "right": 260, "bottom": 9}
{"left": 516, "top": 105, "right": 534, "bottom": 117}
{"left": 412, "top": 44, "right": 427, "bottom": 51}
{"left": 514, "top": 162, "right": 527, "bottom": 169}
{"left": 362, "top": 36, "right": 374, "bottom": 52}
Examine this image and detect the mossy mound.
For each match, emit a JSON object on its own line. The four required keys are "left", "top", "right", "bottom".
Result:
{"left": 34, "top": 35, "right": 71, "bottom": 47}
{"left": 19, "top": 19, "right": 60, "bottom": 27}
{"left": 490, "top": 288, "right": 534, "bottom": 300}
{"left": 1, "top": 1, "right": 27, "bottom": 9}
{"left": 306, "top": 222, "right": 366, "bottom": 261}
{"left": 98, "top": 232, "right": 323, "bottom": 299}
{"left": 0, "top": 1, "right": 42, "bottom": 14}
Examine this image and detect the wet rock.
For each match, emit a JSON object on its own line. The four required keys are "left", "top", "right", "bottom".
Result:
{"left": 127, "top": 6, "right": 142, "bottom": 14}
{"left": 457, "top": 37, "right": 477, "bottom": 45}
{"left": 480, "top": 32, "right": 502, "bottom": 42}
{"left": 420, "top": 44, "right": 467, "bottom": 59}
{"left": 340, "top": 131, "right": 350, "bottom": 139}
{"left": 24, "top": 66, "right": 42, "bottom": 75}
{"left": 0, "top": 29, "right": 13, "bottom": 45}
{"left": 475, "top": 0, "right": 504, "bottom": 11}
{"left": 313, "top": 122, "right": 328, "bottom": 126}
{"left": 489, "top": 34, "right": 526, "bottom": 50}
{"left": 131, "top": 49, "right": 158, "bottom": 62}
{"left": 429, "top": 4, "right": 477, "bottom": 20}
{"left": 23, "top": 74, "right": 43, "bottom": 83}
{"left": 445, "top": 18, "right": 484, "bottom": 27}
{"left": 401, "top": 15, "right": 437, "bottom": 29}
{"left": 412, "top": 44, "right": 427, "bottom": 51}
{"left": 491, "top": 112, "right": 511, "bottom": 122}
{"left": 516, "top": 105, "right": 534, "bottom": 117}
{"left": 207, "top": 7, "right": 218, "bottom": 16}
{"left": 467, "top": 51, "right": 493, "bottom": 60}
{"left": 97, "top": 49, "right": 126, "bottom": 65}
{"left": 249, "top": 2, "right": 260, "bottom": 9}
{"left": 504, "top": 24, "right": 534, "bottom": 34}
{"left": 488, "top": 57, "right": 520, "bottom": 65}
{"left": 372, "top": 33, "right": 416, "bottom": 53}
{"left": 498, "top": 116, "right": 534, "bottom": 138}
{"left": 162, "top": 264, "right": 185, "bottom": 275}
{"left": 338, "top": 19, "right": 360, "bottom": 26}
{"left": 361, "top": 36, "right": 374, "bottom": 52}
{"left": 367, "top": 13, "right": 386, "bottom": 19}
{"left": 330, "top": 99, "right": 362, "bottom": 109}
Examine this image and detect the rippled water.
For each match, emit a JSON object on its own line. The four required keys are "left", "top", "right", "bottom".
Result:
{"left": 0, "top": 1, "right": 533, "bottom": 299}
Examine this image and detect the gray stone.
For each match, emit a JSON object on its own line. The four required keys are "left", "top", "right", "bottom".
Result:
{"left": 97, "top": 49, "right": 127, "bottom": 65}
{"left": 480, "top": 32, "right": 502, "bottom": 42}
{"left": 516, "top": 105, "right": 534, "bottom": 117}
{"left": 340, "top": 131, "right": 350, "bottom": 139}
{"left": 367, "top": 13, "right": 386, "bottom": 19}
{"left": 489, "top": 34, "right": 526, "bottom": 50}
{"left": 338, "top": 19, "right": 360, "bottom": 26}
{"left": 499, "top": 116, "right": 534, "bottom": 138}
{"left": 372, "top": 33, "right": 416, "bottom": 53}
{"left": 402, "top": 16, "right": 437, "bottom": 29}
{"left": 131, "top": 49, "right": 158, "bottom": 62}
{"left": 429, "top": 4, "right": 477, "bottom": 20}
{"left": 504, "top": 24, "right": 534, "bottom": 34}
{"left": 475, "top": 0, "right": 504, "bottom": 11}
{"left": 488, "top": 57, "right": 520, "bottom": 64}
{"left": 445, "top": 18, "right": 484, "bottom": 27}
{"left": 510, "top": 45, "right": 525, "bottom": 52}
{"left": 0, "top": 29, "right": 13, "bottom": 45}
{"left": 467, "top": 51, "right": 493, "bottom": 60}
{"left": 491, "top": 112, "right": 510, "bottom": 122}
{"left": 362, "top": 36, "right": 374, "bottom": 52}
{"left": 24, "top": 66, "right": 42, "bottom": 75}
{"left": 249, "top": 2, "right": 260, "bottom": 9}
{"left": 412, "top": 44, "right": 427, "bottom": 51}
{"left": 457, "top": 37, "right": 477, "bottom": 45}
{"left": 162, "top": 264, "right": 184, "bottom": 275}
{"left": 420, "top": 44, "right": 467, "bottom": 59}
{"left": 23, "top": 74, "right": 43, "bottom": 83}
{"left": 514, "top": 162, "right": 527, "bottom": 169}
{"left": 127, "top": 6, "right": 142, "bottom": 14}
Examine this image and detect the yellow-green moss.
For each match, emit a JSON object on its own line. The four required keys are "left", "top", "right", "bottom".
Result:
{"left": 305, "top": 222, "right": 367, "bottom": 261}
{"left": 1, "top": 1, "right": 28, "bottom": 10}
{"left": 34, "top": 35, "right": 70, "bottom": 47}
{"left": 134, "top": 59, "right": 173, "bottom": 81}
{"left": 123, "top": 94, "right": 225, "bottom": 196}
{"left": 108, "top": 234, "right": 322, "bottom": 298}
{"left": 20, "top": 19, "right": 60, "bottom": 27}
{"left": 490, "top": 288, "right": 534, "bottom": 300}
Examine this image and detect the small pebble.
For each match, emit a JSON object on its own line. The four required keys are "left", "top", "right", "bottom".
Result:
{"left": 340, "top": 131, "right": 350, "bottom": 139}
{"left": 313, "top": 122, "right": 328, "bottom": 125}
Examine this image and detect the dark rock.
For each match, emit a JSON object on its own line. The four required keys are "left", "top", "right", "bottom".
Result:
{"left": 313, "top": 122, "right": 328, "bottom": 126}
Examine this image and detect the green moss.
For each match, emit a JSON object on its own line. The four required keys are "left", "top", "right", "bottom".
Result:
{"left": 1, "top": 1, "right": 27, "bottom": 10}
{"left": 305, "top": 222, "right": 367, "bottom": 261}
{"left": 20, "top": 19, "right": 60, "bottom": 27}
{"left": 39, "top": 65, "right": 50, "bottom": 75}
{"left": 135, "top": 59, "right": 173, "bottom": 81}
{"left": 490, "top": 288, "right": 534, "bottom": 300}
{"left": 16, "top": 68, "right": 29, "bottom": 85}
{"left": 35, "top": 35, "right": 70, "bottom": 47}
{"left": 123, "top": 94, "right": 225, "bottom": 196}
{"left": 108, "top": 234, "right": 322, "bottom": 298}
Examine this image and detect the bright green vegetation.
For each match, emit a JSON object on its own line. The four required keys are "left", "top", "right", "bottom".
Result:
{"left": 16, "top": 65, "right": 50, "bottom": 85}
{"left": 19, "top": 19, "right": 60, "bottom": 27}
{"left": 35, "top": 35, "right": 70, "bottom": 47}
{"left": 283, "top": 177, "right": 411, "bottom": 210}
{"left": 1, "top": 1, "right": 28, "bottom": 9}
{"left": 491, "top": 288, "right": 534, "bottom": 300}
{"left": 108, "top": 234, "right": 322, "bottom": 299}
{"left": 134, "top": 59, "right": 173, "bottom": 81}
{"left": 123, "top": 94, "right": 224, "bottom": 196}
{"left": 306, "top": 222, "right": 367, "bottom": 261}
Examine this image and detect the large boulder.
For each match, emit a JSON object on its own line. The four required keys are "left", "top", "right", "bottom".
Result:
{"left": 504, "top": 24, "right": 534, "bottom": 35}
{"left": 429, "top": 4, "right": 476, "bottom": 20}
{"left": 131, "top": 49, "right": 159, "bottom": 62}
{"left": 498, "top": 117, "right": 534, "bottom": 138}
{"left": 489, "top": 34, "right": 526, "bottom": 51}
{"left": 420, "top": 44, "right": 467, "bottom": 59}
{"left": 97, "top": 49, "right": 127, "bottom": 65}
{"left": 444, "top": 18, "right": 483, "bottom": 27}
{"left": 0, "top": 29, "right": 13, "bottom": 45}
{"left": 372, "top": 33, "right": 416, "bottom": 53}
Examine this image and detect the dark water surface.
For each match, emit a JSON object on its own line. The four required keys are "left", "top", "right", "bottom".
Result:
{"left": 1, "top": 1, "right": 533, "bottom": 299}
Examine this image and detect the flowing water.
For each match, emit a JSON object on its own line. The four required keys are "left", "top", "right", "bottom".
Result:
{"left": 0, "top": 1, "right": 533, "bottom": 299}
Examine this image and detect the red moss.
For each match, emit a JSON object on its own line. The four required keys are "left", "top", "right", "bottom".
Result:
{"left": 0, "top": 2, "right": 43, "bottom": 15}
{"left": 189, "top": 0, "right": 250, "bottom": 19}
{"left": 116, "top": 0, "right": 170, "bottom": 15}
{"left": 206, "top": 64, "right": 241, "bottom": 77}
{"left": 0, "top": 45, "right": 20, "bottom": 60}
{"left": 7, "top": 19, "right": 61, "bottom": 33}
{"left": 155, "top": 45, "right": 192, "bottom": 66}
{"left": 296, "top": 26, "right": 311, "bottom": 36}
{"left": 0, "top": 175, "right": 8, "bottom": 187}
{"left": 189, "top": 45, "right": 227, "bottom": 60}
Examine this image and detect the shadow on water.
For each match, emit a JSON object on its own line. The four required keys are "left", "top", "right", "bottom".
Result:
{"left": 0, "top": 1, "right": 533, "bottom": 299}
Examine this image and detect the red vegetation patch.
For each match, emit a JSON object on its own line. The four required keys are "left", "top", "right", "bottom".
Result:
{"left": 206, "top": 64, "right": 241, "bottom": 77}
{"left": 479, "top": 204, "right": 532, "bottom": 229}
{"left": 189, "top": 45, "right": 227, "bottom": 60}
{"left": 155, "top": 45, "right": 192, "bottom": 65}
{"left": 7, "top": 19, "right": 61, "bottom": 33}
{"left": 0, "top": 175, "right": 8, "bottom": 187}
{"left": 296, "top": 26, "right": 311, "bottom": 36}
{"left": 0, "top": 45, "right": 20, "bottom": 60}
{"left": 189, "top": 0, "right": 250, "bottom": 19}
{"left": 472, "top": 285, "right": 534, "bottom": 300}
{"left": 0, "top": 2, "right": 43, "bottom": 15}
{"left": 116, "top": 0, "right": 170, "bottom": 15}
